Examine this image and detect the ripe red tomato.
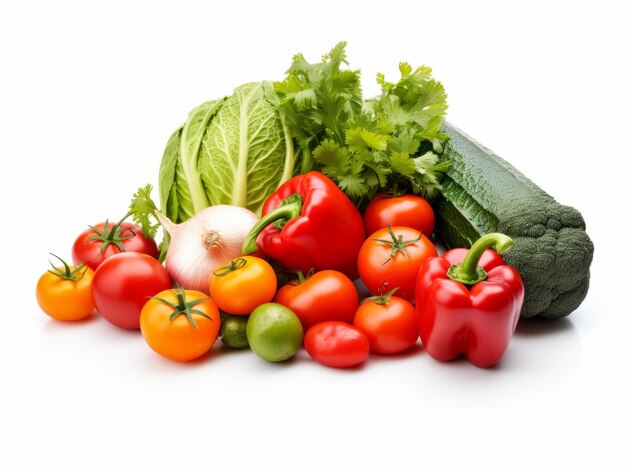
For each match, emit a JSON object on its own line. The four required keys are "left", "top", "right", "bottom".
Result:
{"left": 304, "top": 321, "right": 369, "bottom": 368}
{"left": 72, "top": 220, "right": 159, "bottom": 270}
{"left": 91, "top": 252, "right": 171, "bottom": 329}
{"left": 353, "top": 290, "right": 419, "bottom": 354}
{"left": 358, "top": 226, "right": 437, "bottom": 302}
{"left": 364, "top": 194, "right": 435, "bottom": 238}
{"left": 274, "top": 270, "right": 359, "bottom": 331}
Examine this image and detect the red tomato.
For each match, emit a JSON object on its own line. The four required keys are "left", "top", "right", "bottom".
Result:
{"left": 274, "top": 270, "right": 359, "bottom": 331}
{"left": 91, "top": 252, "right": 171, "bottom": 329}
{"left": 72, "top": 220, "right": 159, "bottom": 270}
{"left": 364, "top": 194, "right": 435, "bottom": 238}
{"left": 304, "top": 321, "right": 369, "bottom": 368}
{"left": 353, "top": 291, "right": 419, "bottom": 354}
{"left": 358, "top": 226, "right": 437, "bottom": 302}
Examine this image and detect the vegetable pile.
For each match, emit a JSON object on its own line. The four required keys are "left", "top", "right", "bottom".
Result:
{"left": 36, "top": 43, "right": 593, "bottom": 369}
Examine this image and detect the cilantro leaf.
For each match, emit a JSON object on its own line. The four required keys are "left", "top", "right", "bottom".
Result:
{"left": 275, "top": 42, "right": 449, "bottom": 205}
{"left": 345, "top": 128, "right": 390, "bottom": 152}
{"left": 389, "top": 152, "right": 416, "bottom": 176}
{"left": 274, "top": 42, "right": 362, "bottom": 172}
{"left": 129, "top": 184, "right": 160, "bottom": 239}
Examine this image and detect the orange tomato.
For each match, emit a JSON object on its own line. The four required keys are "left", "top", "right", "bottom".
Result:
{"left": 36, "top": 256, "right": 94, "bottom": 321}
{"left": 140, "top": 289, "right": 220, "bottom": 362}
{"left": 209, "top": 256, "right": 277, "bottom": 315}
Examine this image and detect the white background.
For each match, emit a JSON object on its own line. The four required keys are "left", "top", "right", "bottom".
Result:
{"left": 1, "top": 1, "right": 624, "bottom": 469}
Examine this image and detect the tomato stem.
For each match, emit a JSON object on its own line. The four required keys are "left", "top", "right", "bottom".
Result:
{"left": 47, "top": 253, "right": 88, "bottom": 281}
{"left": 150, "top": 288, "right": 212, "bottom": 329}
{"left": 291, "top": 268, "right": 315, "bottom": 285}
{"left": 87, "top": 212, "right": 136, "bottom": 254}
{"left": 213, "top": 258, "right": 247, "bottom": 277}
{"left": 373, "top": 226, "right": 422, "bottom": 265}
{"left": 361, "top": 287, "right": 400, "bottom": 305}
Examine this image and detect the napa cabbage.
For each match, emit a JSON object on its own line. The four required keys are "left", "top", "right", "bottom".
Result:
{"left": 159, "top": 81, "right": 296, "bottom": 224}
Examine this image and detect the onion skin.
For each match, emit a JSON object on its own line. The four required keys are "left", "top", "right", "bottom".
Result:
{"left": 156, "top": 206, "right": 259, "bottom": 291}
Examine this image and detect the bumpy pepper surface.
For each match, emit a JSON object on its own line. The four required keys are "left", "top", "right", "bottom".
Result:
{"left": 242, "top": 172, "right": 365, "bottom": 279}
{"left": 415, "top": 233, "right": 524, "bottom": 368}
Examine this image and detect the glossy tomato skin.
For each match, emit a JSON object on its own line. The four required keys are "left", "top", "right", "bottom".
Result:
{"left": 36, "top": 267, "right": 95, "bottom": 321}
{"left": 72, "top": 222, "right": 159, "bottom": 270}
{"left": 92, "top": 252, "right": 171, "bottom": 329}
{"left": 353, "top": 297, "right": 419, "bottom": 354}
{"left": 364, "top": 194, "right": 435, "bottom": 238}
{"left": 209, "top": 256, "right": 277, "bottom": 315}
{"left": 358, "top": 226, "right": 438, "bottom": 302}
{"left": 274, "top": 270, "right": 359, "bottom": 331}
{"left": 304, "top": 321, "right": 369, "bottom": 368}
{"left": 140, "top": 290, "right": 220, "bottom": 362}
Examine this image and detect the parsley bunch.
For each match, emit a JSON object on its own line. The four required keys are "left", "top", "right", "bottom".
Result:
{"left": 274, "top": 42, "right": 449, "bottom": 206}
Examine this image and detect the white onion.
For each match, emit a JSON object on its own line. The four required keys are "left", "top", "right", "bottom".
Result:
{"left": 156, "top": 205, "right": 259, "bottom": 292}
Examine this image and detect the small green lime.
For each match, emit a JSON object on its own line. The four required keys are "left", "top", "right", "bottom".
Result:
{"left": 247, "top": 303, "right": 303, "bottom": 362}
{"left": 221, "top": 316, "right": 249, "bottom": 349}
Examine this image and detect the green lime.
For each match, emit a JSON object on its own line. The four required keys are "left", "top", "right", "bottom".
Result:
{"left": 247, "top": 303, "right": 303, "bottom": 362}
{"left": 221, "top": 316, "right": 249, "bottom": 349}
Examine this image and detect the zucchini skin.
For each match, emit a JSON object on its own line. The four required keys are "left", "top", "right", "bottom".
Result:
{"left": 434, "top": 123, "right": 594, "bottom": 319}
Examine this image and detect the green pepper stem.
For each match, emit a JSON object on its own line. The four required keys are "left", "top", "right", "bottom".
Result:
{"left": 242, "top": 194, "right": 303, "bottom": 255}
{"left": 447, "top": 233, "right": 513, "bottom": 285}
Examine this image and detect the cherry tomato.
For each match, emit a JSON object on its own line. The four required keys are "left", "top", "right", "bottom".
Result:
{"left": 72, "top": 220, "right": 158, "bottom": 270}
{"left": 209, "top": 256, "right": 277, "bottom": 315}
{"left": 91, "top": 252, "right": 171, "bottom": 329}
{"left": 364, "top": 194, "right": 435, "bottom": 238}
{"left": 304, "top": 321, "right": 369, "bottom": 368}
{"left": 140, "top": 288, "right": 220, "bottom": 362}
{"left": 274, "top": 270, "right": 359, "bottom": 331}
{"left": 36, "top": 254, "right": 94, "bottom": 321}
{"left": 358, "top": 226, "right": 437, "bottom": 302}
{"left": 353, "top": 289, "right": 419, "bottom": 354}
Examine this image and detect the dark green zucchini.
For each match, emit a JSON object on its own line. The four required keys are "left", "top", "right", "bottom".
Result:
{"left": 435, "top": 123, "right": 593, "bottom": 319}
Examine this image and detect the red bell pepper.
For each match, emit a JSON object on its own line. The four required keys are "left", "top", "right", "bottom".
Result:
{"left": 415, "top": 233, "right": 524, "bottom": 368}
{"left": 242, "top": 172, "right": 365, "bottom": 279}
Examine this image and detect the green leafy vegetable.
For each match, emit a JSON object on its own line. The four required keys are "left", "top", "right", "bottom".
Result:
{"left": 273, "top": 41, "right": 362, "bottom": 173}
{"left": 130, "top": 83, "right": 297, "bottom": 255}
{"left": 128, "top": 184, "right": 160, "bottom": 239}
{"left": 157, "top": 83, "right": 295, "bottom": 223}
{"left": 275, "top": 44, "right": 449, "bottom": 204}
{"left": 130, "top": 42, "right": 449, "bottom": 256}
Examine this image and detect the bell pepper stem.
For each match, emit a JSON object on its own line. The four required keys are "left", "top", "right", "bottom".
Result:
{"left": 447, "top": 233, "right": 513, "bottom": 285}
{"left": 242, "top": 194, "right": 303, "bottom": 255}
